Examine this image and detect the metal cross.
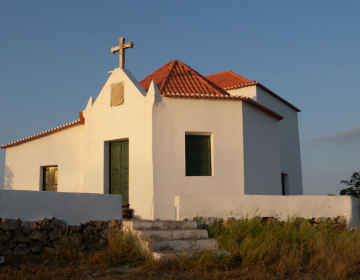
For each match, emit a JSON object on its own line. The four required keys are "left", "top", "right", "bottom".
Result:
{"left": 111, "top": 37, "right": 134, "bottom": 69}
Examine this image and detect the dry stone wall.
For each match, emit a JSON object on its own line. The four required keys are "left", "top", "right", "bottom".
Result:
{"left": 0, "top": 217, "right": 121, "bottom": 256}
{"left": 189, "top": 216, "right": 348, "bottom": 230}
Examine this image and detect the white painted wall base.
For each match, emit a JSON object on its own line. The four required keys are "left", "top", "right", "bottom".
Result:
{"left": 0, "top": 190, "right": 122, "bottom": 225}
{"left": 175, "top": 195, "right": 360, "bottom": 228}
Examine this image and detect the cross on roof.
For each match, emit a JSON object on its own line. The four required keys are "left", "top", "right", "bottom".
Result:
{"left": 111, "top": 37, "right": 134, "bottom": 69}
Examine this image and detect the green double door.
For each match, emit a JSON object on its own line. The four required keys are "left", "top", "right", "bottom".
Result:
{"left": 110, "top": 140, "right": 129, "bottom": 204}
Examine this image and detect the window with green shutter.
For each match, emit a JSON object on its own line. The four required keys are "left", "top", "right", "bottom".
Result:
{"left": 43, "top": 166, "right": 58, "bottom": 192}
{"left": 185, "top": 135, "right": 212, "bottom": 176}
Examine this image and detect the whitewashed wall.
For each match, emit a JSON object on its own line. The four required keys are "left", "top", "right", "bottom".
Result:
{"left": 3, "top": 125, "right": 84, "bottom": 192}
{"left": 228, "top": 86, "right": 303, "bottom": 195}
{"left": 242, "top": 102, "right": 281, "bottom": 194}
{"left": 0, "top": 190, "right": 122, "bottom": 225}
{"left": 175, "top": 195, "right": 360, "bottom": 228}
{"left": 81, "top": 68, "right": 155, "bottom": 220}
{"left": 152, "top": 88, "right": 282, "bottom": 220}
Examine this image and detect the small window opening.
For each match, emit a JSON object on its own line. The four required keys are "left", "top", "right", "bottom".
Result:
{"left": 185, "top": 135, "right": 211, "bottom": 176}
{"left": 43, "top": 166, "right": 58, "bottom": 192}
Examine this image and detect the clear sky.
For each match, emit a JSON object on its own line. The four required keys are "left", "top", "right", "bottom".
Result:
{"left": 0, "top": 1, "right": 359, "bottom": 195}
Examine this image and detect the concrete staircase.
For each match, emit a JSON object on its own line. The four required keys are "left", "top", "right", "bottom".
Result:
{"left": 122, "top": 220, "right": 230, "bottom": 260}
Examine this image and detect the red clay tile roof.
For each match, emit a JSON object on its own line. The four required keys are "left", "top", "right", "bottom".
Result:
{"left": 205, "top": 71, "right": 300, "bottom": 112}
{"left": 139, "top": 60, "right": 230, "bottom": 97}
{"left": 1, "top": 112, "right": 84, "bottom": 149}
{"left": 140, "top": 60, "right": 283, "bottom": 120}
{"left": 206, "top": 70, "right": 255, "bottom": 89}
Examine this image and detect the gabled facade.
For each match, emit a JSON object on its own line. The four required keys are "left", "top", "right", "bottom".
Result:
{"left": 1, "top": 60, "right": 302, "bottom": 220}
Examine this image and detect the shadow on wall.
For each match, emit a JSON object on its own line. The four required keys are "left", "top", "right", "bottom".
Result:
{"left": 4, "top": 166, "right": 13, "bottom": 190}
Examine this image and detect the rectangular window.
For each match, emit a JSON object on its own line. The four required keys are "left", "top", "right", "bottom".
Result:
{"left": 185, "top": 135, "right": 211, "bottom": 176}
{"left": 43, "top": 166, "right": 58, "bottom": 192}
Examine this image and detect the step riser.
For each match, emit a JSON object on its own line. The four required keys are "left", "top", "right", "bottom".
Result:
{"left": 152, "top": 250, "right": 231, "bottom": 260}
{"left": 143, "top": 239, "right": 219, "bottom": 252}
{"left": 123, "top": 221, "right": 197, "bottom": 231}
{"left": 136, "top": 229, "right": 208, "bottom": 240}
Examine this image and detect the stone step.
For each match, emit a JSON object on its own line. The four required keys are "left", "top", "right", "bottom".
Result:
{"left": 123, "top": 220, "right": 197, "bottom": 231}
{"left": 134, "top": 228, "right": 208, "bottom": 240}
{"left": 142, "top": 238, "right": 219, "bottom": 252}
{"left": 152, "top": 250, "right": 231, "bottom": 260}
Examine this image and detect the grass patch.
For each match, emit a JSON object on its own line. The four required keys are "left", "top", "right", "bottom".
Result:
{"left": 1, "top": 219, "right": 360, "bottom": 279}
{"left": 89, "top": 229, "right": 145, "bottom": 268}
{"left": 209, "top": 217, "right": 360, "bottom": 278}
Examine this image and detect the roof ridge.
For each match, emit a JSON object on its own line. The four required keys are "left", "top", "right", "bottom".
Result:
{"left": 159, "top": 60, "right": 177, "bottom": 93}
{"left": 173, "top": 61, "right": 229, "bottom": 96}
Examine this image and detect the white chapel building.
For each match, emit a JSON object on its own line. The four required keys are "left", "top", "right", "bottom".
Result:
{"left": 2, "top": 49, "right": 303, "bottom": 220}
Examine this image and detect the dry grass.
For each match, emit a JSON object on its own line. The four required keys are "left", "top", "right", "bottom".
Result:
{"left": 1, "top": 219, "right": 360, "bottom": 279}
{"left": 209, "top": 218, "right": 360, "bottom": 278}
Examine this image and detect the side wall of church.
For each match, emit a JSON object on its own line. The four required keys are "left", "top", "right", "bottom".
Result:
{"left": 228, "top": 86, "right": 303, "bottom": 195}
{"left": 242, "top": 102, "right": 282, "bottom": 194}
{"left": 3, "top": 125, "right": 84, "bottom": 192}
{"left": 81, "top": 68, "right": 155, "bottom": 220}
{"left": 255, "top": 87, "right": 303, "bottom": 195}
{"left": 151, "top": 97, "right": 281, "bottom": 220}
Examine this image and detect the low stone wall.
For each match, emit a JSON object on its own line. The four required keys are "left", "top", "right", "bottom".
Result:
{"left": 175, "top": 195, "right": 360, "bottom": 228}
{"left": 0, "top": 217, "right": 121, "bottom": 256}
{"left": 190, "top": 215, "right": 348, "bottom": 230}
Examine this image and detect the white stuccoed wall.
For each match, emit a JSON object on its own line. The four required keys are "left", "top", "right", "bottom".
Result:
{"left": 228, "top": 86, "right": 303, "bottom": 195}
{"left": 175, "top": 195, "right": 360, "bottom": 228}
{"left": 242, "top": 102, "right": 281, "bottom": 194}
{"left": 0, "top": 190, "right": 122, "bottom": 225}
{"left": 81, "top": 68, "right": 155, "bottom": 220}
{"left": 3, "top": 68, "right": 155, "bottom": 220}
{"left": 3, "top": 125, "right": 84, "bottom": 192}
{"left": 152, "top": 86, "right": 282, "bottom": 220}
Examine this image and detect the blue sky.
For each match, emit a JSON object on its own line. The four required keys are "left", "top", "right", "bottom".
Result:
{"left": 0, "top": 1, "right": 359, "bottom": 195}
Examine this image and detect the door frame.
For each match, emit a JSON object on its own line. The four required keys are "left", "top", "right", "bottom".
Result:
{"left": 105, "top": 139, "right": 129, "bottom": 202}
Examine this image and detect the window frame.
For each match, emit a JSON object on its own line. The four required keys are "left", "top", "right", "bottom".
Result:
{"left": 42, "top": 166, "right": 58, "bottom": 192}
{"left": 185, "top": 134, "right": 212, "bottom": 176}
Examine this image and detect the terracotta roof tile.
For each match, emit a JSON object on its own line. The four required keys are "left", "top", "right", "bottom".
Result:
{"left": 139, "top": 60, "right": 230, "bottom": 97}
{"left": 140, "top": 60, "right": 283, "bottom": 120}
{"left": 205, "top": 70, "right": 300, "bottom": 112}
{"left": 206, "top": 70, "right": 255, "bottom": 89}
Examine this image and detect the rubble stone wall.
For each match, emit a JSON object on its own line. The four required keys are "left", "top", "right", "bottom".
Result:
{"left": 0, "top": 217, "right": 121, "bottom": 256}
{"left": 191, "top": 215, "right": 348, "bottom": 230}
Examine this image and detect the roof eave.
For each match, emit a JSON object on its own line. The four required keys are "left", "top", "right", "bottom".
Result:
{"left": 227, "top": 83, "right": 301, "bottom": 112}
{"left": 1, "top": 117, "right": 83, "bottom": 149}
{"left": 163, "top": 93, "right": 284, "bottom": 121}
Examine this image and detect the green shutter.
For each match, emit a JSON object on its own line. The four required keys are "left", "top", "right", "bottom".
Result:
{"left": 185, "top": 135, "right": 211, "bottom": 176}
{"left": 110, "top": 140, "right": 129, "bottom": 204}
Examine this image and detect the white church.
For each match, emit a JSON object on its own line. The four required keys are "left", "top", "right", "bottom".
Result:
{"left": 1, "top": 38, "right": 303, "bottom": 220}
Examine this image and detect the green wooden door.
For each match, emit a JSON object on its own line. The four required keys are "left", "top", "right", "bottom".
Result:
{"left": 110, "top": 140, "right": 129, "bottom": 204}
